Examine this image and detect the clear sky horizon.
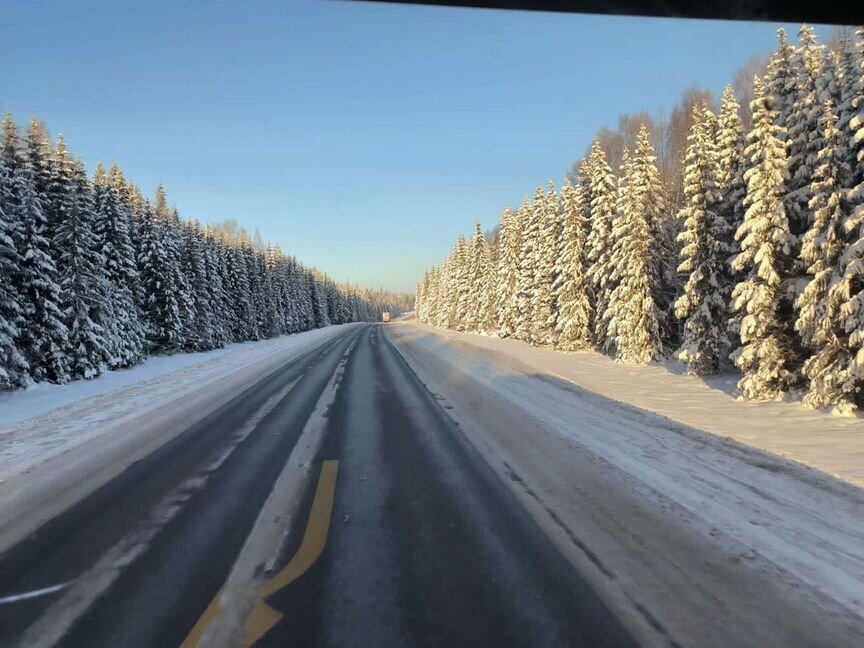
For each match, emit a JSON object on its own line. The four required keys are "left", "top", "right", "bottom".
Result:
{"left": 2, "top": 1, "right": 829, "bottom": 293}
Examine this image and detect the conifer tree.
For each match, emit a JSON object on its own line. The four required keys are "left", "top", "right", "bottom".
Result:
{"left": 182, "top": 221, "right": 217, "bottom": 350}
{"left": 675, "top": 105, "right": 733, "bottom": 375}
{"left": 310, "top": 274, "right": 329, "bottom": 328}
{"left": 467, "top": 222, "right": 495, "bottom": 332}
{"left": 3, "top": 114, "right": 69, "bottom": 383}
{"left": 93, "top": 163, "right": 145, "bottom": 367}
{"left": 716, "top": 86, "right": 749, "bottom": 355}
{"left": 496, "top": 207, "right": 521, "bottom": 337}
{"left": 786, "top": 26, "right": 825, "bottom": 244}
{"left": 452, "top": 235, "right": 471, "bottom": 330}
{"left": 585, "top": 140, "right": 616, "bottom": 347}
{"left": 553, "top": 179, "right": 592, "bottom": 350}
{"left": 730, "top": 78, "right": 796, "bottom": 400}
{"left": 25, "top": 117, "right": 57, "bottom": 250}
{"left": 138, "top": 200, "right": 184, "bottom": 351}
{"left": 55, "top": 156, "right": 108, "bottom": 379}
{"left": 515, "top": 197, "right": 539, "bottom": 342}
{"left": 0, "top": 139, "right": 28, "bottom": 389}
{"left": 601, "top": 147, "right": 633, "bottom": 354}
{"left": 796, "top": 101, "right": 858, "bottom": 408}
{"left": 532, "top": 183, "right": 559, "bottom": 346}
{"left": 633, "top": 127, "right": 676, "bottom": 351}
{"left": 203, "top": 225, "right": 229, "bottom": 346}
{"left": 605, "top": 131, "right": 664, "bottom": 365}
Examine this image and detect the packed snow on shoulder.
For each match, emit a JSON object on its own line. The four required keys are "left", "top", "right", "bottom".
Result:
{"left": 395, "top": 320, "right": 864, "bottom": 488}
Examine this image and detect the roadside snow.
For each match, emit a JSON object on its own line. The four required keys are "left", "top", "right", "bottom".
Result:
{"left": 398, "top": 320, "right": 864, "bottom": 487}
{"left": 1, "top": 344, "right": 264, "bottom": 427}
{"left": 0, "top": 325, "right": 357, "bottom": 485}
{"left": 388, "top": 320, "right": 864, "bottom": 648}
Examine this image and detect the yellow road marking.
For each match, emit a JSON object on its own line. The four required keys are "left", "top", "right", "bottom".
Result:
{"left": 245, "top": 459, "right": 339, "bottom": 646}
{"left": 180, "top": 587, "right": 224, "bottom": 648}
{"left": 179, "top": 460, "right": 340, "bottom": 648}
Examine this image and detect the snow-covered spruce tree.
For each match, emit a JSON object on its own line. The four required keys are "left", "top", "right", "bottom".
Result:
{"left": 282, "top": 256, "right": 300, "bottom": 333}
{"left": 674, "top": 105, "right": 734, "bottom": 375}
{"left": 170, "top": 210, "right": 197, "bottom": 345}
{"left": 496, "top": 207, "right": 521, "bottom": 337}
{"left": 324, "top": 277, "right": 339, "bottom": 327}
{"left": 2, "top": 114, "right": 68, "bottom": 384}
{"left": 266, "top": 245, "right": 287, "bottom": 334}
{"left": 716, "top": 86, "right": 749, "bottom": 357}
{"left": 532, "top": 182, "right": 559, "bottom": 346}
{"left": 261, "top": 250, "right": 280, "bottom": 334}
{"left": 633, "top": 126, "right": 676, "bottom": 353}
{"left": 421, "top": 270, "right": 432, "bottom": 325}
{"left": 25, "top": 118, "right": 59, "bottom": 256}
{"left": 7, "top": 123, "right": 70, "bottom": 383}
{"left": 785, "top": 26, "right": 826, "bottom": 247}
{"left": 813, "top": 28, "right": 864, "bottom": 409}
{"left": 439, "top": 241, "right": 457, "bottom": 328}
{"left": 152, "top": 187, "right": 194, "bottom": 347}
{"left": 54, "top": 155, "right": 109, "bottom": 379}
{"left": 730, "top": 77, "right": 796, "bottom": 400}
{"left": 835, "top": 30, "right": 861, "bottom": 183}
{"left": 795, "top": 100, "right": 858, "bottom": 409}
{"left": 435, "top": 263, "right": 449, "bottom": 329}
{"left": 601, "top": 147, "right": 633, "bottom": 355}
{"left": 515, "top": 196, "right": 539, "bottom": 342}
{"left": 584, "top": 140, "right": 616, "bottom": 348}
{"left": 202, "top": 225, "right": 230, "bottom": 345}
{"left": 242, "top": 241, "right": 265, "bottom": 338}
{"left": 181, "top": 221, "right": 217, "bottom": 350}
{"left": 0, "top": 141, "right": 29, "bottom": 389}
{"left": 426, "top": 269, "right": 438, "bottom": 327}
{"left": 110, "top": 166, "right": 147, "bottom": 315}
{"left": 605, "top": 129, "right": 665, "bottom": 365}
{"left": 553, "top": 179, "right": 592, "bottom": 350}
{"left": 415, "top": 270, "right": 429, "bottom": 322}
{"left": 467, "top": 221, "right": 495, "bottom": 332}
{"left": 452, "top": 235, "right": 471, "bottom": 330}
{"left": 766, "top": 29, "right": 799, "bottom": 136}
{"left": 310, "top": 273, "right": 330, "bottom": 328}
{"left": 297, "top": 264, "right": 316, "bottom": 332}
{"left": 138, "top": 199, "right": 184, "bottom": 352}
{"left": 93, "top": 163, "right": 146, "bottom": 368}
{"left": 848, "top": 27, "right": 864, "bottom": 189}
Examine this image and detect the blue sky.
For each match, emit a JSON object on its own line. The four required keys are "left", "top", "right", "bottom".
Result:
{"left": 2, "top": 1, "right": 825, "bottom": 292}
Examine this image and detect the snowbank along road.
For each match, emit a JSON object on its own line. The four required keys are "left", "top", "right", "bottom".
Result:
{"left": 1, "top": 320, "right": 862, "bottom": 648}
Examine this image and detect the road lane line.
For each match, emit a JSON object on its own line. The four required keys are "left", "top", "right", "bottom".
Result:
{"left": 0, "top": 583, "right": 69, "bottom": 605}
{"left": 180, "top": 463, "right": 340, "bottom": 648}
{"left": 183, "top": 333, "right": 359, "bottom": 648}
{"left": 245, "top": 460, "right": 340, "bottom": 646}
{"left": 16, "top": 375, "right": 303, "bottom": 648}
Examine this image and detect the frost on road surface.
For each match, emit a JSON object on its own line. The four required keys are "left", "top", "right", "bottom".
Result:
{"left": 388, "top": 319, "right": 864, "bottom": 648}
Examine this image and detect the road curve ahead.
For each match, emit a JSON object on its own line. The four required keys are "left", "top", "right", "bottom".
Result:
{"left": 0, "top": 324, "right": 634, "bottom": 648}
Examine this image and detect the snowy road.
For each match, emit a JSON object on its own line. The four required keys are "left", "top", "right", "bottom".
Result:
{"left": 1, "top": 321, "right": 862, "bottom": 648}
{"left": 0, "top": 324, "right": 632, "bottom": 648}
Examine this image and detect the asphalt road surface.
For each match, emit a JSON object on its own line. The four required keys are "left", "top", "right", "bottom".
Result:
{"left": 0, "top": 324, "right": 634, "bottom": 648}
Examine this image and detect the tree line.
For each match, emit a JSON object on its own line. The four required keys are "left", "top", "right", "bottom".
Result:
{"left": 415, "top": 26, "right": 864, "bottom": 411}
{"left": 0, "top": 114, "right": 411, "bottom": 391}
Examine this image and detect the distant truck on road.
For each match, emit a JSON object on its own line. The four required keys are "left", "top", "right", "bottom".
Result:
{"left": 382, "top": 311, "right": 391, "bottom": 323}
